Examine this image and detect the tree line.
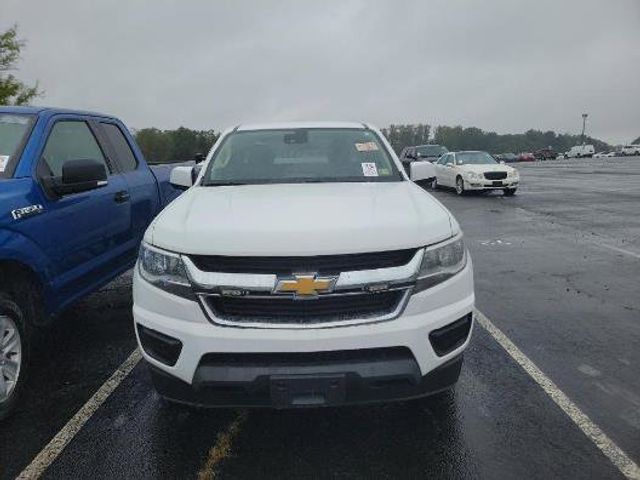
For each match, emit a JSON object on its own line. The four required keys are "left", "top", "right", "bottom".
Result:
{"left": 133, "top": 127, "right": 218, "bottom": 164}
{"left": 382, "top": 123, "right": 611, "bottom": 155}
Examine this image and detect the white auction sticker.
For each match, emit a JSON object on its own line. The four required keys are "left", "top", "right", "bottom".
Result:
{"left": 0, "top": 155, "right": 9, "bottom": 172}
{"left": 355, "top": 142, "right": 379, "bottom": 152}
{"left": 361, "top": 162, "right": 378, "bottom": 177}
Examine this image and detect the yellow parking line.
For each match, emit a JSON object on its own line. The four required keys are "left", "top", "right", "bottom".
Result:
{"left": 197, "top": 410, "right": 248, "bottom": 480}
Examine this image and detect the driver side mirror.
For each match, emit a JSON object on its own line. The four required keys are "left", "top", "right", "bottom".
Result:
{"left": 49, "top": 159, "right": 108, "bottom": 196}
{"left": 170, "top": 166, "right": 194, "bottom": 190}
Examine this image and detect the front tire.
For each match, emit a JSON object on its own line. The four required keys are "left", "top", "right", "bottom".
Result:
{"left": 0, "top": 294, "right": 30, "bottom": 421}
{"left": 455, "top": 177, "right": 465, "bottom": 196}
{"left": 504, "top": 188, "right": 517, "bottom": 196}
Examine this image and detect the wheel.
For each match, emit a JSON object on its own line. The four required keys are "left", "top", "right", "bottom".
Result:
{"left": 431, "top": 177, "right": 438, "bottom": 190}
{"left": 504, "top": 188, "right": 517, "bottom": 196}
{"left": 0, "top": 293, "right": 30, "bottom": 421}
{"left": 455, "top": 177, "right": 465, "bottom": 196}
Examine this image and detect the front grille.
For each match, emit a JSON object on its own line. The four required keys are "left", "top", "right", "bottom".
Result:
{"left": 484, "top": 172, "right": 507, "bottom": 180}
{"left": 189, "top": 249, "right": 417, "bottom": 275}
{"left": 204, "top": 290, "right": 405, "bottom": 325}
{"left": 199, "top": 347, "right": 414, "bottom": 367}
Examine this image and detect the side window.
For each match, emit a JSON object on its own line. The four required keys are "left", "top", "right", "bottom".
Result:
{"left": 438, "top": 154, "right": 449, "bottom": 165}
{"left": 101, "top": 123, "right": 138, "bottom": 172}
{"left": 41, "top": 121, "right": 109, "bottom": 177}
{"left": 446, "top": 154, "right": 454, "bottom": 165}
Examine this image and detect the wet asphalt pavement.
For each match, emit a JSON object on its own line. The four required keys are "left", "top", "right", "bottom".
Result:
{"left": 1, "top": 156, "right": 639, "bottom": 479}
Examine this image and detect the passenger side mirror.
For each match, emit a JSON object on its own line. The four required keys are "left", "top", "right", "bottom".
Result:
{"left": 50, "top": 159, "right": 108, "bottom": 196}
{"left": 170, "top": 166, "right": 194, "bottom": 190}
{"left": 410, "top": 161, "right": 436, "bottom": 182}
{"left": 194, "top": 152, "right": 205, "bottom": 162}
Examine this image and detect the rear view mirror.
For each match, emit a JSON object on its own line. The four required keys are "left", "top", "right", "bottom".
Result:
{"left": 51, "top": 159, "right": 107, "bottom": 196}
{"left": 170, "top": 166, "right": 194, "bottom": 190}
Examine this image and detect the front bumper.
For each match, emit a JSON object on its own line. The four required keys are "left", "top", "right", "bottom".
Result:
{"left": 148, "top": 351, "right": 464, "bottom": 408}
{"left": 133, "top": 260, "right": 474, "bottom": 407}
{"left": 465, "top": 178, "right": 519, "bottom": 190}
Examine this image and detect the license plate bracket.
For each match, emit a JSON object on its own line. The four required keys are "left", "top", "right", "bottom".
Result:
{"left": 492, "top": 180, "right": 503, "bottom": 186}
{"left": 270, "top": 374, "right": 346, "bottom": 407}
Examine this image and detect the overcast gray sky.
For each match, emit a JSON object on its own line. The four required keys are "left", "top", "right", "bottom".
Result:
{"left": 3, "top": 0, "right": 639, "bottom": 144}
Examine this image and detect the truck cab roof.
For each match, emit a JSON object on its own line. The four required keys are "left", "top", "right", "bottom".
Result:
{"left": 0, "top": 105, "right": 115, "bottom": 119}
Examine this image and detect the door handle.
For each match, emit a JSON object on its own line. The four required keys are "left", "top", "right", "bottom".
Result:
{"left": 114, "top": 190, "right": 130, "bottom": 203}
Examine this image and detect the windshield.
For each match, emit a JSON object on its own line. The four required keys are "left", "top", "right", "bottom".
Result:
{"left": 202, "top": 128, "right": 402, "bottom": 185}
{"left": 416, "top": 145, "right": 448, "bottom": 157}
{"left": 456, "top": 151, "right": 497, "bottom": 165}
{"left": 0, "top": 113, "right": 35, "bottom": 178}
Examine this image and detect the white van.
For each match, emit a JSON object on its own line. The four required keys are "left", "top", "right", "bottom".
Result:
{"left": 567, "top": 145, "right": 595, "bottom": 158}
{"left": 621, "top": 145, "right": 640, "bottom": 156}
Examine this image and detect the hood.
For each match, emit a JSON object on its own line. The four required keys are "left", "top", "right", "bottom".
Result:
{"left": 148, "top": 182, "right": 455, "bottom": 256}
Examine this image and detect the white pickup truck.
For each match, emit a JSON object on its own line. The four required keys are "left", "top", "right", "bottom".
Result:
{"left": 133, "top": 122, "right": 474, "bottom": 408}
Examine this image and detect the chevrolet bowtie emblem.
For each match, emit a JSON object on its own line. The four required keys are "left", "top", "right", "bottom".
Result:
{"left": 274, "top": 274, "right": 338, "bottom": 298}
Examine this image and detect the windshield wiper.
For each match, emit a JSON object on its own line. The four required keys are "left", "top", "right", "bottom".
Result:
{"left": 204, "top": 181, "right": 248, "bottom": 187}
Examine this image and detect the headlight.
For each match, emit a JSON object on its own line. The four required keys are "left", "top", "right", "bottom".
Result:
{"left": 508, "top": 169, "right": 519, "bottom": 178}
{"left": 415, "top": 235, "right": 466, "bottom": 293}
{"left": 138, "top": 243, "right": 193, "bottom": 298}
{"left": 464, "top": 171, "right": 482, "bottom": 180}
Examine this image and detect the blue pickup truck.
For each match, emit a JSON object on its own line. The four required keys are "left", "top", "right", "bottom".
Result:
{"left": 0, "top": 106, "right": 183, "bottom": 419}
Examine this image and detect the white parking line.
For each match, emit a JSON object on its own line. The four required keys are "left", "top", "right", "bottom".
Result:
{"left": 16, "top": 349, "right": 142, "bottom": 480}
{"left": 476, "top": 310, "right": 640, "bottom": 480}
{"left": 597, "top": 243, "right": 640, "bottom": 260}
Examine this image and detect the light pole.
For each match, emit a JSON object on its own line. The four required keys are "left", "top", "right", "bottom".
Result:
{"left": 581, "top": 113, "right": 588, "bottom": 144}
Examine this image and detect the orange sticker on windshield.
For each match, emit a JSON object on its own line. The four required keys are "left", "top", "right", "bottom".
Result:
{"left": 355, "top": 142, "right": 378, "bottom": 152}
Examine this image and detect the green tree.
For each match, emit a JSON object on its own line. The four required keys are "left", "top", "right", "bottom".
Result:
{"left": 134, "top": 127, "right": 218, "bottom": 164}
{"left": 0, "top": 25, "right": 42, "bottom": 105}
{"left": 381, "top": 123, "right": 431, "bottom": 153}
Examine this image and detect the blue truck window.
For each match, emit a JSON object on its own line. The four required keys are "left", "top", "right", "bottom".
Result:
{"left": 0, "top": 113, "right": 35, "bottom": 177}
{"left": 41, "top": 121, "right": 110, "bottom": 176}
{"left": 101, "top": 123, "right": 138, "bottom": 172}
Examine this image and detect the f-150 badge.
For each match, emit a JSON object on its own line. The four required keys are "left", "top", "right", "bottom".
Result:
{"left": 11, "top": 204, "right": 44, "bottom": 220}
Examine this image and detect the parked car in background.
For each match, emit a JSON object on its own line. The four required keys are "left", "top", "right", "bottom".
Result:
{"left": 534, "top": 148, "right": 557, "bottom": 160}
{"left": 398, "top": 144, "right": 447, "bottom": 184}
{"left": 0, "top": 106, "right": 184, "bottom": 419}
{"left": 432, "top": 150, "right": 519, "bottom": 196}
{"left": 518, "top": 152, "right": 535, "bottom": 162}
{"left": 498, "top": 153, "right": 519, "bottom": 163}
{"left": 399, "top": 144, "right": 449, "bottom": 163}
{"left": 621, "top": 145, "right": 640, "bottom": 156}
{"left": 566, "top": 145, "right": 595, "bottom": 158}
{"left": 605, "top": 151, "right": 616, "bottom": 157}
{"left": 135, "top": 122, "right": 474, "bottom": 408}
{"left": 593, "top": 151, "right": 612, "bottom": 158}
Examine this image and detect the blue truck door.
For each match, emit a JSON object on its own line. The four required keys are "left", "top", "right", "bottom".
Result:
{"left": 23, "top": 117, "right": 133, "bottom": 303}
{"left": 95, "top": 121, "right": 161, "bottom": 245}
